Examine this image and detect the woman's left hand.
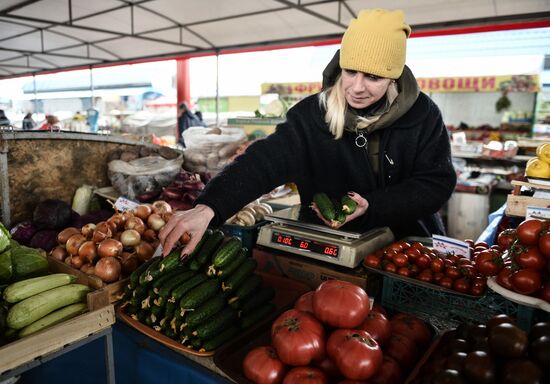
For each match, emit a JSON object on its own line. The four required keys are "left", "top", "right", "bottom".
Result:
{"left": 311, "top": 192, "right": 369, "bottom": 229}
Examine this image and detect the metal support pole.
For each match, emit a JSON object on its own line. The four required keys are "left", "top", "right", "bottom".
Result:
{"left": 104, "top": 329, "right": 116, "bottom": 384}
{"left": 215, "top": 51, "right": 220, "bottom": 127}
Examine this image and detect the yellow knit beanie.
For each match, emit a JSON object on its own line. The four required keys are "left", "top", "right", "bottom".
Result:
{"left": 340, "top": 9, "right": 411, "bottom": 79}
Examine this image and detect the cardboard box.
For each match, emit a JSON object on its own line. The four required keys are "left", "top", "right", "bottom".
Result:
{"left": 253, "top": 246, "right": 379, "bottom": 295}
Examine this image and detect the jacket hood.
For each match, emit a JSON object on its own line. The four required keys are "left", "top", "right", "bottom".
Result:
{"left": 322, "top": 50, "right": 420, "bottom": 132}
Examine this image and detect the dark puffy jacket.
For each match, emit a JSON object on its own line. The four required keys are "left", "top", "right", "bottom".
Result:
{"left": 196, "top": 91, "right": 456, "bottom": 238}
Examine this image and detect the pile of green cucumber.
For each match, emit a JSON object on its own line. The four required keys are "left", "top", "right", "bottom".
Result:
{"left": 313, "top": 192, "right": 358, "bottom": 226}
{"left": 122, "top": 229, "right": 276, "bottom": 352}
{"left": 1, "top": 273, "right": 90, "bottom": 345}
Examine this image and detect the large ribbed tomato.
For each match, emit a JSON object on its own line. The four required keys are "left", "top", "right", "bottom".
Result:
{"left": 358, "top": 310, "right": 391, "bottom": 347}
{"left": 242, "top": 346, "right": 287, "bottom": 384}
{"left": 282, "top": 367, "right": 328, "bottom": 384}
{"left": 294, "top": 291, "right": 315, "bottom": 314}
{"left": 312, "top": 280, "right": 369, "bottom": 328}
{"left": 271, "top": 309, "right": 325, "bottom": 366}
{"left": 327, "top": 329, "right": 383, "bottom": 380}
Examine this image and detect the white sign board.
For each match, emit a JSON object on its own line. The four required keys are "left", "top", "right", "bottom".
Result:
{"left": 526, "top": 206, "right": 550, "bottom": 220}
{"left": 432, "top": 234, "right": 471, "bottom": 259}
{"left": 114, "top": 197, "right": 139, "bottom": 212}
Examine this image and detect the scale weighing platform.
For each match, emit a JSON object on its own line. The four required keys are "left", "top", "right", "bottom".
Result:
{"left": 257, "top": 205, "right": 394, "bottom": 268}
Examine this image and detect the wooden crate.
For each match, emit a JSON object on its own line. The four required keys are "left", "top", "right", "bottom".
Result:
{"left": 505, "top": 180, "right": 550, "bottom": 217}
{"left": 48, "top": 256, "right": 128, "bottom": 311}
{"left": 0, "top": 304, "right": 115, "bottom": 375}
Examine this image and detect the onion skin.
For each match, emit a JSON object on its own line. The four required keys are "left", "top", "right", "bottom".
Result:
{"left": 66, "top": 234, "right": 86, "bottom": 255}
{"left": 98, "top": 238, "right": 123, "bottom": 258}
{"left": 78, "top": 241, "right": 98, "bottom": 264}
{"left": 134, "top": 205, "right": 152, "bottom": 221}
{"left": 94, "top": 257, "right": 121, "bottom": 283}
{"left": 120, "top": 229, "right": 141, "bottom": 247}
{"left": 147, "top": 213, "right": 165, "bottom": 232}
{"left": 50, "top": 246, "right": 68, "bottom": 262}
{"left": 125, "top": 217, "right": 145, "bottom": 235}
{"left": 64, "top": 255, "right": 73, "bottom": 266}
{"left": 134, "top": 241, "right": 154, "bottom": 262}
{"left": 142, "top": 229, "right": 157, "bottom": 242}
{"left": 71, "top": 254, "right": 85, "bottom": 269}
{"left": 152, "top": 200, "right": 172, "bottom": 215}
{"left": 92, "top": 222, "right": 112, "bottom": 243}
{"left": 57, "top": 227, "right": 81, "bottom": 245}
{"left": 81, "top": 223, "right": 96, "bottom": 239}
{"left": 80, "top": 264, "right": 95, "bottom": 275}
{"left": 120, "top": 253, "right": 139, "bottom": 275}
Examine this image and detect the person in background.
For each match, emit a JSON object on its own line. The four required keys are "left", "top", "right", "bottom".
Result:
{"left": 22, "top": 112, "right": 36, "bottom": 130}
{"left": 39, "top": 115, "right": 61, "bottom": 131}
{"left": 0, "top": 110, "right": 10, "bottom": 126}
{"left": 160, "top": 8, "right": 457, "bottom": 258}
{"left": 177, "top": 101, "right": 206, "bottom": 147}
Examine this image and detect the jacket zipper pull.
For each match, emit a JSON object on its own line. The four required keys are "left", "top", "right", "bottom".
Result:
{"left": 385, "top": 153, "right": 394, "bottom": 165}
{"left": 355, "top": 132, "right": 368, "bottom": 148}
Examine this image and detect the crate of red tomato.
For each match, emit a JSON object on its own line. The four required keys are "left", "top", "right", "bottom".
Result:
{"left": 363, "top": 238, "right": 538, "bottom": 331}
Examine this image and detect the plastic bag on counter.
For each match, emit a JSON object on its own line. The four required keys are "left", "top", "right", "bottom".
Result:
{"left": 108, "top": 154, "right": 183, "bottom": 200}
{"left": 182, "top": 127, "right": 246, "bottom": 173}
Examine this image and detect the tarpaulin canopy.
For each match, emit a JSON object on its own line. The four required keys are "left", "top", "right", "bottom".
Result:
{"left": 0, "top": 0, "right": 549, "bottom": 79}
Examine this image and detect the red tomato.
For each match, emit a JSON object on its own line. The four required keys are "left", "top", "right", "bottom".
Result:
{"left": 496, "top": 266, "right": 514, "bottom": 290}
{"left": 312, "top": 280, "right": 370, "bottom": 329}
{"left": 314, "top": 356, "right": 342, "bottom": 381}
{"left": 415, "top": 254, "right": 431, "bottom": 269}
{"left": 539, "top": 231, "right": 550, "bottom": 259}
{"left": 392, "top": 253, "right": 408, "bottom": 267}
{"left": 390, "top": 314, "right": 432, "bottom": 348}
{"left": 417, "top": 269, "right": 433, "bottom": 283}
{"left": 453, "top": 277, "right": 470, "bottom": 294}
{"left": 514, "top": 246, "right": 546, "bottom": 271}
{"left": 364, "top": 254, "right": 381, "bottom": 269}
{"left": 474, "top": 241, "right": 489, "bottom": 249}
{"left": 383, "top": 249, "right": 398, "bottom": 260}
{"left": 397, "top": 266, "right": 411, "bottom": 277}
{"left": 439, "top": 276, "right": 454, "bottom": 289}
{"left": 538, "top": 283, "right": 550, "bottom": 303}
{"left": 384, "top": 333, "right": 419, "bottom": 370}
{"left": 243, "top": 346, "right": 288, "bottom": 384}
{"left": 459, "top": 264, "right": 476, "bottom": 278}
{"left": 410, "top": 242, "right": 424, "bottom": 251}
{"left": 510, "top": 269, "right": 542, "bottom": 295}
{"left": 327, "top": 329, "right": 383, "bottom": 380}
{"left": 283, "top": 367, "right": 328, "bottom": 384}
{"left": 383, "top": 261, "right": 397, "bottom": 273}
{"left": 469, "top": 282, "right": 486, "bottom": 296}
{"left": 409, "top": 264, "right": 420, "bottom": 277}
{"left": 398, "top": 241, "right": 411, "bottom": 249}
{"left": 271, "top": 309, "right": 325, "bottom": 366}
{"left": 387, "top": 242, "right": 404, "bottom": 253}
{"left": 371, "top": 303, "right": 387, "bottom": 317}
{"left": 497, "top": 228, "right": 517, "bottom": 250}
{"left": 368, "top": 356, "right": 402, "bottom": 384}
{"left": 430, "top": 257, "right": 445, "bottom": 273}
{"left": 517, "top": 219, "right": 544, "bottom": 245}
{"left": 445, "top": 265, "right": 461, "bottom": 280}
{"left": 433, "top": 272, "right": 445, "bottom": 284}
{"left": 464, "top": 239, "right": 475, "bottom": 247}
{"left": 294, "top": 291, "right": 315, "bottom": 314}
{"left": 475, "top": 250, "right": 504, "bottom": 276}
{"left": 404, "top": 247, "right": 421, "bottom": 260}
{"left": 359, "top": 311, "right": 391, "bottom": 347}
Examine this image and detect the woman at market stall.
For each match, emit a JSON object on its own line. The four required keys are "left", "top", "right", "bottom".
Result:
{"left": 160, "top": 8, "right": 457, "bottom": 258}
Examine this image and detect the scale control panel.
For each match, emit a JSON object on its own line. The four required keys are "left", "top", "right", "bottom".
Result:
{"left": 257, "top": 223, "right": 394, "bottom": 268}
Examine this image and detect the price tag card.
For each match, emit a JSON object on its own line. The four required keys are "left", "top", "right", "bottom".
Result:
{"left": 114, "top": 197, "right": 139, "bottom": 212}
{"left": 432, "top": 234, "right": 471, "bottom": 259}
{"left": 526, "top": 206, "right": 550, "bottom": 220}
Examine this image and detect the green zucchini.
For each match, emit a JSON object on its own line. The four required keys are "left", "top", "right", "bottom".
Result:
{"left": 139, "top": 258, "right": 162, "bottom": 286}
{"left": 165, "top": 274, "right": 207, "bottom": 317}
{"left": 200, "top": 326, "right": 239, "bottom": 352}
{"left": 313, "top": 192, "right": 336, "bottom": 221}
{"left": 183, "top": 295, "right": 226, "bottom": 330}
{"left": 341, "top": 195, "right": 358, "bottom": 215}
{"left": 186, "top": 229, "right": 213, "bottom": 262}
{"left": 228, "top": 274, "right": 263, "bottom": 308}
{"left": 189, "top": 230, "right": 224, "bottom": 271}
{"left": 0, "top": 250, "right": 13, "bottom": 285}
{"left": 221, "top": 259, "right": 257, "bottom": 295}
{"left": 192, "top": 307, "right": 238, "bottom": 340}
{"left": 212, "top": 237, "right": 242, "bottom": 268}
{"left": 212, "top": 248, "right": 247, "bottom": 278}
{"left": 178, "top": 279, "right": 220, "bottom": 315}
{"left": 240, "top": 302, "right": 276, "bottom": 329}
{"left": 19, "top": 303, "right": 88, "bottom": 338}
{"left": 7, "top": 284, "right": 90, "bottom": 330}
{"left": 240, "top": 286, "right": 275, "bottom": 314}
{"left": 3, "top": 273, "right": 77, "bottom": 303}
{"left": 130, "top": 257, "right": 158, "bottom": 288}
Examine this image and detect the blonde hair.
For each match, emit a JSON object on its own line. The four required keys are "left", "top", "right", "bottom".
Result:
{"left": 320, "top": 76, "right": 396, "bottom": 139}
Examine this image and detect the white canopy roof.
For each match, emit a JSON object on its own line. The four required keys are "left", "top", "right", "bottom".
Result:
{"left": 0, "top": 0, "right": 549, "bottom": 79}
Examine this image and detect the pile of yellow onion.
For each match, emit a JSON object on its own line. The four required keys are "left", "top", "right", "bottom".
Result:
{"left": 50, "top": 200, "right": 172, "bottom": 284}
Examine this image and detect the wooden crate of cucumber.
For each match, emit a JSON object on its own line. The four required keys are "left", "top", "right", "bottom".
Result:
{"left": 120, "top": 229, "right": 277, "bottom": 353}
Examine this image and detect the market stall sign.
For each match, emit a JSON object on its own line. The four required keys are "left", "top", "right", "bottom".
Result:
{"left": 432, "top": 234, "right": 471, "bottom": 259}
{"left": 417, "top": 74, "right": 539, "bottom": 93}
{"left": 261, "top": 82, "right": 322, "bottom": 96}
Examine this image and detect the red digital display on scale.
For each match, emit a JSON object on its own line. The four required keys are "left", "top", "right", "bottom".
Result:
{"left": 271, "top": 231, "right": 339, "bottom": 258}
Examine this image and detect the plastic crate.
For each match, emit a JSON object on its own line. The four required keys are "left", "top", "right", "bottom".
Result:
{"left": 380, "top": 275, "right": 537, "bottom": 333}
{"left": 221, "top": 221, "right": 267, "bottom": 255}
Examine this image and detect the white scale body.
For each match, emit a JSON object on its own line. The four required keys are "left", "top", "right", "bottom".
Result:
{"left": 256, "top": 206, "right": 394, "bottom": 268}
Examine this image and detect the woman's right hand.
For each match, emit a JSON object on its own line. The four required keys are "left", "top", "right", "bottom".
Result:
{"left": 158, "top": 204, "right": 215, "bottom": 259}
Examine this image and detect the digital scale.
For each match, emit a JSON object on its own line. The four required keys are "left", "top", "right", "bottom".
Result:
{"left": 256, "top": 205, "right": 395, "bottom": 268}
